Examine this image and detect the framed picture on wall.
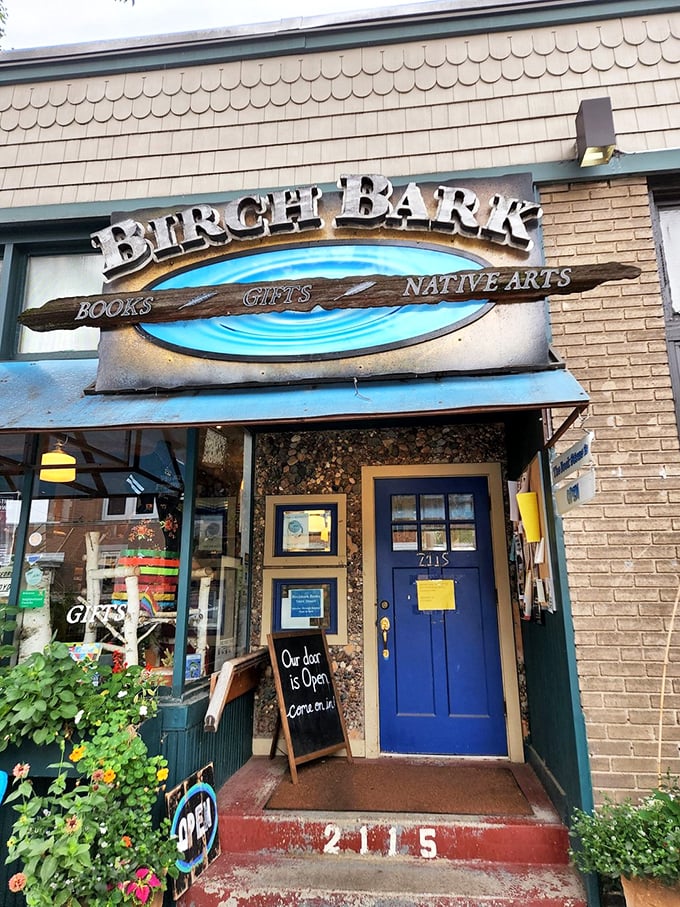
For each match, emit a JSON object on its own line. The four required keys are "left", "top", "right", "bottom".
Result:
{"left": 194, "top": 511, "right": 225, "bottom": 555}
{"left": 263, "top": 494, "right": 347, "bottom": 566}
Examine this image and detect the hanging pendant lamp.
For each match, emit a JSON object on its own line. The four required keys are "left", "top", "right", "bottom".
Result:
{"left": 39, "top": 438, "right": 76, "bottom": 483}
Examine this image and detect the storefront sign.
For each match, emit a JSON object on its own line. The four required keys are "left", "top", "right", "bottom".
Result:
{"left": 89, "top": 175, "right": 544, "bottom": 282}
{"left": 551, "top": 432, "right": 594, "bottom": 485}
{"left": 20, "top": 263, "right": 640, "bottom": 333}
{"left": 554, "top": 468, "right": 596, "bottom": 514}
{"left": 167, "top": 764, "right": 220, "bottom": 898}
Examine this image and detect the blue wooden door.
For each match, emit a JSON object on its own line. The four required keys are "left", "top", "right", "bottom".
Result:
{"left": 375, "top": 476, "right": 507, "bottom": 755}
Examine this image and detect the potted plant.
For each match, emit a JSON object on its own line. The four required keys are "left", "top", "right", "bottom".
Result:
{"left": 570, "top": 778, "right": 680, "bottom": 907}
{"left": 0, "top": 643, "right": 179, "bottom": 905}
{"left": 0, "top": 643, "right": 158, "bottom": 756}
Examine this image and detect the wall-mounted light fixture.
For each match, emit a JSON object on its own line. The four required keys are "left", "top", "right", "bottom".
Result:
{"left": 575, "top": 97, "right": 616, "bottom": 167}
{"left": 39, "top": 438, "right": 76, "bottom": 483}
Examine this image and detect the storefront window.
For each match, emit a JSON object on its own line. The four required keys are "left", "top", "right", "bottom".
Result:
{"left": 3, "top": 427, "right": 250, "bottom": 687}
{"left": 0, "top": 435, "right": 25, "bottom": 614}
{"left": 18, "top": 252, "right": 102, "bottom": 355}
{"left": 15, "top": 429, "right": 187, "bottom": 670}
{"left": 190, "top": 427, "right": 249, "bottom": 679}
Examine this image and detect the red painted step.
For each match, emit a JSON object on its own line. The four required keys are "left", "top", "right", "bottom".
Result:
{"left": 177, "top": 757, "right": 587, "bottom": 907}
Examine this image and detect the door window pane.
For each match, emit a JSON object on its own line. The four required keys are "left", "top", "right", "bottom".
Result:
{"left": 391, "top": 494, "right": 416, "bottom": 521}
{"left": 448, "top": 493, "right": 474, "bottom": 520}
{"left": 420, "top": 494, "right": 445, "bottom": 519}
{"left": 450, "top": 524, "right": 476, "bottom": 550}
{"left": 421, "top": 524, "right": 447, "bottom": 551}
{"left": 392, "top": 523, "right": 418, "bottom": 550}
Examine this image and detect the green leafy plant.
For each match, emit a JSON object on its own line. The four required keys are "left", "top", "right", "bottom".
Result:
{"left": 570, "top": 778, "right": 680, "bottom": 887}
{"left": 0, "top": 642, "right": 159, "bottom": 750}
{"left": 3, "top": 651, "right": 179, "bottom": 906}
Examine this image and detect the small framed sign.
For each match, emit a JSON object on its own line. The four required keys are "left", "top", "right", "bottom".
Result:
{"left": 260, "top": 568, "right": 348, "bottom": 645}
{"left": 263, "top": 494, "right": 346, "bottom": 566}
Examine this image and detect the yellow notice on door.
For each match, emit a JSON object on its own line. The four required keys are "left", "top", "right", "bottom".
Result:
{"left": 416, "top": 579, "right": 456, "bottom": 611}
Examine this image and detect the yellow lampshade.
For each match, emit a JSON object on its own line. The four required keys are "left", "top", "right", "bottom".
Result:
{"left": 39, "top": 441, "right": 76, "bottom": 483}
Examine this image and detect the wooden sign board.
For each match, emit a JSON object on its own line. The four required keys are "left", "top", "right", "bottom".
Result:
{"left": 18, "top": 262, "right": 640, "bottom": 332}
{"left": 267, "top": 629, "right": 352, "bottom": 783}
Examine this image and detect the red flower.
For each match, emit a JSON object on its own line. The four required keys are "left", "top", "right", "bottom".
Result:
{"left": 121, "top": 835, "right": 132, "bottom": 847}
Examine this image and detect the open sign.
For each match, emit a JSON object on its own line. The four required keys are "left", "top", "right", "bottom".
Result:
{"left": 167, "top": 764, "right": 220, "bottom": 898}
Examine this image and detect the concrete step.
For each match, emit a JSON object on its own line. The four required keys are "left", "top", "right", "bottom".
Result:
{"left": 176, "top": 757, "right": 587, "bottom": 907}
{"left": 213, "top": 756, "right": 574, "bottom": 865}
{"left": 178, "top": 851, "right": 587, "bottom": 907}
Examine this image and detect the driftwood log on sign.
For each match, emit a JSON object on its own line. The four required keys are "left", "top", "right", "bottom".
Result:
{"left": 18, "top": 261, "right": 641, "bottom": 332}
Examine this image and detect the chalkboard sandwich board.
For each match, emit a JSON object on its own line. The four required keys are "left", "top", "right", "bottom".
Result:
{"left": 268, "top": 629, "right": 352, "bottom": 783}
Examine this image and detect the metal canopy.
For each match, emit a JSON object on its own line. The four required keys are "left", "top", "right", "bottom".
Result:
{"left": 0, "top": 359, "right": 588, "bottom": 437}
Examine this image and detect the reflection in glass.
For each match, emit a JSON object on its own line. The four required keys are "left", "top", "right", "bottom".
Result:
{"left": 420, "top": 494, "right": 445, "bottom": 519}
{"left": 190, "top": 426, "right": 248, "bottom": 678}
{"left": 448, "top": 493, "right": 474, "bottom": 520}
{"left": 420, "top": 524, "right": 448, "bottom": 551}
{"left": 392, "top": 523, "right": 418, "bottom": 550}
{"left": 281, "top": 508, "right": 333, "bottom": 554}
{"left": 8, "top": 426, "right": 250, "bottom": 687}
{"left": 391, "top": 494, "right": 416, "bottom": 521}
{"left": 450, "top": 525, "right": 477, "bottom": 550}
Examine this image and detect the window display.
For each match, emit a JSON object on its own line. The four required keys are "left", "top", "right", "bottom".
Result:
{"left": 2, "top": 426, "right": 249, "bottom": 687}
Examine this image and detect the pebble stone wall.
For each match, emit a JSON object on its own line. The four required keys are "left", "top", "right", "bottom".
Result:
{"left": 249, "top": 420, "right": 523, "bottom": 744}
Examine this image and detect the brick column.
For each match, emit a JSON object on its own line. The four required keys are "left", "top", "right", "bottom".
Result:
{"left": 541, "top": 177, "right": 680, "bottom": 800}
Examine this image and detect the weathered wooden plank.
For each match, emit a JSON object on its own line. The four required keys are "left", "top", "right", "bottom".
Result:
{"left": 18, "top": 262, "right": 640, "bottom": 332}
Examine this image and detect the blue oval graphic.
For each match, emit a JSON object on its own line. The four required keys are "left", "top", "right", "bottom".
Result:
{"left": 141, "top": 242, "right": 491, "bottom": 360}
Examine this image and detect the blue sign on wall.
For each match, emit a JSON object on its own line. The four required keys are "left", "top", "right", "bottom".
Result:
{"left": 290, "top": 587, "right": 324, "bottom": 619}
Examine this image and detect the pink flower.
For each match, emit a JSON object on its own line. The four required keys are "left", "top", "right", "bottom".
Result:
{"left": 8, "top": 873, "right": 27, "bottom": 892}
{"left": 11, "top": 763, "right": 30, "bottom": 779}
{"left": 118, "top": 868, "right": 162, "bottom": 903}
{"left": 134, "top": 867, "right": 161, "bottom": 887}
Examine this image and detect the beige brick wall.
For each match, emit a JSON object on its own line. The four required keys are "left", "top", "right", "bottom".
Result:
{"left": 542, "top": 177, "right": 680, "bottom": 801}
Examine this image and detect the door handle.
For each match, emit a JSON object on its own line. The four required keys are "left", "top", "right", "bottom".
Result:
{"left": 379, "top": 616, "right": 391, "bottom": 660}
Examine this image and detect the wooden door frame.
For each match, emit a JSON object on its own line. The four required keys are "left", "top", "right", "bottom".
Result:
{"left": 361, "top": 463, "right": 523, "bottom": 761}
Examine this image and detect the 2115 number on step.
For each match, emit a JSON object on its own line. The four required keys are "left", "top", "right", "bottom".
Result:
{"left": 323, "top": 824, "right": 437, "bottom": 858}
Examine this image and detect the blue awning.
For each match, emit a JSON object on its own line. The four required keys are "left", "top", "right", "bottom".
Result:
{"left": 0, "top": 359, "right": 588, "bottom": 435}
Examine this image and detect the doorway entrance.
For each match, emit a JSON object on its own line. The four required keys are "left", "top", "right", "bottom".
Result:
{"left": 362, "top": 464, "right": 522, "bottom": 760}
